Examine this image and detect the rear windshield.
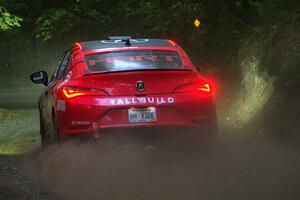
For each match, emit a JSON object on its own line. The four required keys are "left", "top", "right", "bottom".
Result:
{"left": 84, "top": 50, "right": 184, "bottom": 73}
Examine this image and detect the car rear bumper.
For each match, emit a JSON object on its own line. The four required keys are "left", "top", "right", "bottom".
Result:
{"left": 55, "top": 92, "right": 217, "bottom": 138}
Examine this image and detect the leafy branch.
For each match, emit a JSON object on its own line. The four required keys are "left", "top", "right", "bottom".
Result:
{"left": 0, "top": 6, "right": 22, "bottom": 31}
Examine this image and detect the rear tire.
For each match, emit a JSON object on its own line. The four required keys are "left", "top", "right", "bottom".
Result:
{"left": 39, "top": 110, "right": 49, "bottom": 148}
{"left": 41, "top": 114, "right": 59, "bottom": 149}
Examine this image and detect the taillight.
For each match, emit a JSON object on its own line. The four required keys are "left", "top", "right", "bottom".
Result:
{"left": 199, "top": 83, "right": 210, "bottom": 92}
{"left": 62, "top": 86, "right": 107, "bottom": 99}
{"left": 175, "top": 82, "right": 211, "bottom": 93}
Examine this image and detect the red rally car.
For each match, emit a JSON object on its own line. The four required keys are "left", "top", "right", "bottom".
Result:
{"left": 30, "top": 37, "right": 217, "bottom": 146}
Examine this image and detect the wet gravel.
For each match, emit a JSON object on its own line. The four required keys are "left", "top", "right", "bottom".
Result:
{"left": 1, "top": 132, "right": 300, "bottom": 200}
{"left": 0, "top": 156, "right": 56, "bottom": 200}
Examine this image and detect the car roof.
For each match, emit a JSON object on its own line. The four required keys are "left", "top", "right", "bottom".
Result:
{"left": 79, "top": 38, "right": 175, "bottom": 51}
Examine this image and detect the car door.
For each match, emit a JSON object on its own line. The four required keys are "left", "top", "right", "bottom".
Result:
{"left": 40, "top": 50, "right": 71, "bottom": 129}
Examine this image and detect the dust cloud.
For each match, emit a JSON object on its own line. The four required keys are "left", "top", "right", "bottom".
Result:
{"left": 24, "top": 129, "right": 300, "bottom": 200}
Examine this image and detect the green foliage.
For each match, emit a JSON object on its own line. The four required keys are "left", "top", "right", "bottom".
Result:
{"left": 113, "top": 0, "right": 161, "bottom": 36}
{"left": 35, "top": 8, "right": 74, "bottom": 40}
{"left": 247, "top": 0, "right": 298, "bottom": 31}
{"left": 0, "top": 0, "right": 299, "bottom": 80}
{"left": 0, "top": 6, "right": 22, "bottom": 31}
{"left": 35, "top": 4, "right": 111, "bottom": 41}
{"left": 107, "top": 0, "right": 203, "bottom": 42}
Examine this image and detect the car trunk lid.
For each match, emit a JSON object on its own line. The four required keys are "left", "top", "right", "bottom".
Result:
{"left": 77, "top": 70, "right": 202, "bottom": 96}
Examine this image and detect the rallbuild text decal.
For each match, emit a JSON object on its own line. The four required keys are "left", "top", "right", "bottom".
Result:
{"left": 109, "top": 97, "right": 174, "bottom": 105}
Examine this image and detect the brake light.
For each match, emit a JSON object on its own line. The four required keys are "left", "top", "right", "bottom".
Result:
{"left": 62, "top": 86, "right": 107, "bottom": 99}
{"left": 199, "top": 83, "right": 210, "bottom": 92}
{"left": 175, "top": 82, "right": 211, "bottom": 93}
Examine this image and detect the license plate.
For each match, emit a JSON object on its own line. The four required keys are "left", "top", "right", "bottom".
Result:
{"left": 128, "top": 107, "right": 157, "bottom": 123}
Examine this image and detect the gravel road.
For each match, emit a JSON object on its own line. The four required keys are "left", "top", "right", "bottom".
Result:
{"left": 0, "top": 155, "right": 56, "bottom": 200}
{"left": 1, "top": 130, "right": 300, "bottom": 200}
{"left": 1, "top": 90, "right": 300, "bottom": 200}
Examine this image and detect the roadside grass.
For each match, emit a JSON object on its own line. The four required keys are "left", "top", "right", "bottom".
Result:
{"left": 0, "top": 109, "right": 40, "bottom": 155}
{"left": 0, "top": 109, "right": 20, "bottom": 121}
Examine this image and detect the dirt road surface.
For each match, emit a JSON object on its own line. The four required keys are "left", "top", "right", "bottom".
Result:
{"left": 1, "top": 126, "right": 300, "bottom": 200}
{"left": 1, "top": 91, "right": 300, "bottom": 200}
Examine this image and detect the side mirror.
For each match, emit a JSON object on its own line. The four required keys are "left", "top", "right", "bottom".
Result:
{"left": 30, "top": 71, "right": 48, "bottom": 86}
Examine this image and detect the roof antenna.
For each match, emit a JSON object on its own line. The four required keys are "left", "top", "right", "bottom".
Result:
{"left": 123, "top": 39, "right": 131, "bottom": 46}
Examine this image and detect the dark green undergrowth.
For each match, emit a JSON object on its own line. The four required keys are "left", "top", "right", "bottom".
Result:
{"left": 232, "top": 17, "right": 300, "bottom": 138}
